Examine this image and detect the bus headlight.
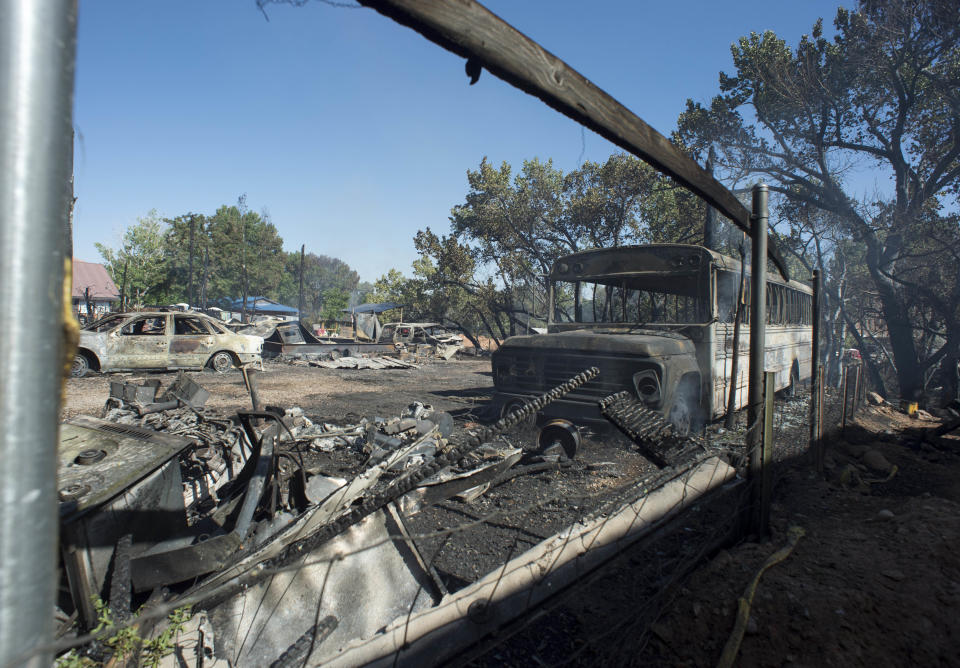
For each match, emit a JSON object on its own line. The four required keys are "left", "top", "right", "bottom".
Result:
{"left": 633, "top": 370, "right": 662, "bottom": 407}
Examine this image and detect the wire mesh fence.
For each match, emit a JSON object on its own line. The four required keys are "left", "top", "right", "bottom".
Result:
{"left": 30, "top": 365, "right": 861, "bottom": 668}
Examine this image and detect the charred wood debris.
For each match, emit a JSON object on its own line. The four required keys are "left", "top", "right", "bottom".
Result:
{"left": 54, "top": 368, "right": 739, "bottom": 665}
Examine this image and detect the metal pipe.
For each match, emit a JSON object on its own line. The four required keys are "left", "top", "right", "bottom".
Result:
{"left": 0, "top": 2, "right": 76, "bottom": 666}
{"left": 810, "top": 269, "right": 822, "bottom": 472}
{"left": 747, "top": 184, "right": 768, "bottom": 536}
{"left": 241, "top": 366, "right": 264, "bottom": 413}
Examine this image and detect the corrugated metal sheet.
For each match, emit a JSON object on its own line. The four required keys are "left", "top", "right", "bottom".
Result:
{"left": 72, "top": 260, "right": 119, "bottom": 300}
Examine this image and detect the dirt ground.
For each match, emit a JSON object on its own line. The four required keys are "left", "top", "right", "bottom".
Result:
{"left": 62, "top": 357, "right": 498, "bottom": 423}
{"left": 629, "top": 403, "right": 960, "bottom": 668}
{"left": 472, "top": 396, "right": 960, "bottom": 667}
{"left": 61, "top": 360, "right": 960, "bottom": 667}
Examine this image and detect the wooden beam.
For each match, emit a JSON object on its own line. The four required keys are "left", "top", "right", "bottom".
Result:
{"left": 359, "top": 0, "right": 791, "bottom": 280}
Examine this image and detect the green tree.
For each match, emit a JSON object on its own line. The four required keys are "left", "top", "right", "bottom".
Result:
{"left": 96, "top": 210, "right": 170, "bottom": 308}
{"left": 319, "top": 288, "right": 350, "bottom": 324}
{"left": 278, "top": 252, "right": 360, "bottom": 318}
{"left": 204, "top": 202, "right": 286, "bottom": 311}
{"left": 441, "top": 153, "right": 705, "bottom": 337}
{"left": 677, "top": 0, "right": 960, "bottom": 398}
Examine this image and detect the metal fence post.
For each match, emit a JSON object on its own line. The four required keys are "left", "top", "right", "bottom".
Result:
{"left": 751, "top": 371, "right": 776, "bottom": 535}
{"left": 853, "top": 364, "right": 862, "bottom": 417}
{"left": 809, "top": 270, "right": 822, "bottom": 473}
{"left": 747, "top": 184, "right": 768, "bottom": 536}
{"left": 840, "top": 365, "right": 849, "bottom": 436}
{"left": 0, "top": 2, "right": 77, "bottom": 665}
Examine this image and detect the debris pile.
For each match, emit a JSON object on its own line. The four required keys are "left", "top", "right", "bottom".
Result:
{"left": 53, "top": 366, "right": 736, "bottom": 666}
{"left": 286, "top": 354, "right": 421, "bottom": 369}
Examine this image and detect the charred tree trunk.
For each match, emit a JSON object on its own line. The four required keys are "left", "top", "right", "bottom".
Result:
{"left": 83, "top": 287, "right": 93, "bottom": 322}
{"left": 471, "top": 306, "right": 502, "bottom": 348}
{"left": 863, "top": 232, "right": 920, "bottom": 400}
{"left": 118, "top": 260, "right": 128, "bottom": 312}
{"left": 443, "top": 317, "right": 483, "bottom": 351}
{"left": 839, "top": 302, "right": 887, "bottom": 398}
{"left": 724, "top": 243, "right": 746, "bottom": 429}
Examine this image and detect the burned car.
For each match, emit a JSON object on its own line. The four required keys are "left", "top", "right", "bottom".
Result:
{"left": 492, "top": 244, "right": 813, "bottom": 434}
{"left": 72, "top": 311, "right": 263, "bottom": 377}
{"left": 379, "top": 322, "right": 463, "bottom": 348}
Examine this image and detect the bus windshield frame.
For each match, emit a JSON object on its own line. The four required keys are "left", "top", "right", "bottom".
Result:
{"left": 548, "top": 246, "right": 714, "bottom": 327}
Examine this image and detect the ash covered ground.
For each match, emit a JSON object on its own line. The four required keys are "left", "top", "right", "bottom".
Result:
{"left": 62, "top": 358, "right": 668, "bottom": 595}
{"left": 61, "top": 359, "right": 960, "bottom": 667}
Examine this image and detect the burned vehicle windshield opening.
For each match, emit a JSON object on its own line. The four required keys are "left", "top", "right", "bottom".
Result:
{"left": 495, "top": 244, "right": 813, "bottom": 429}
{"left": 82, "top": 313, "right": 127, "bottom": 332}
{"left": 553, "top": 275, "right": 708, "bottom": 325}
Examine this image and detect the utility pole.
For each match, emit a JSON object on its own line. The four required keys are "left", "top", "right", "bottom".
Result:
{"left": 200, "top": 246, "right": 209, "bottom": 310}
{"left": 187, "top": 214, "right": 196, "bottom": 307}
{"left": 238, "top": 195, "right": 248, "bottom": 323}
{"left": 298, "top": 243, "right": 305, "bottom": 320}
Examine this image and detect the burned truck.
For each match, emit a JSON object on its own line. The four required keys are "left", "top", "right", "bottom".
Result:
{"left": 492, "top": 244, "right": 814, "bottom": 433}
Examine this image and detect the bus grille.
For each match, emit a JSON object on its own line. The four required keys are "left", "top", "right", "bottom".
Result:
{"left": 493, "top": 350, "right": 659, "bottom": 402}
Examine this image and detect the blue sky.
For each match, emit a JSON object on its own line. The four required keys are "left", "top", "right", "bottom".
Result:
{"left": 73, "top": 0, "right": 848, "bottom": 282}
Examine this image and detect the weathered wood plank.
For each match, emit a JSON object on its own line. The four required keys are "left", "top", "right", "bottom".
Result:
{"left": 359, "top": 0, "right": 790, "bottom": 279}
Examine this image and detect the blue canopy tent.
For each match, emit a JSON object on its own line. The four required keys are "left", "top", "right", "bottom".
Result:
{"left": 227, "top": 296, "right": 299, "bottom": 319}
{"left": 342, "top": 302, "right": 405, "bottom": 315}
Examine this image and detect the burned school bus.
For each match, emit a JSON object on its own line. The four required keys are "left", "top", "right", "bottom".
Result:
{"left": 492, "top": 244, "right": 813, "bottom": 432}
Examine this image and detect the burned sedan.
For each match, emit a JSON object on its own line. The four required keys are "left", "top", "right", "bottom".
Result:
{"left": 72, "top": 311, "right": 263, "bottom": 377}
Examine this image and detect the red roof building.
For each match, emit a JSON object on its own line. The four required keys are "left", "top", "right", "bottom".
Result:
{"left": 72, "top": 260, "right": 119, "bottom": 320}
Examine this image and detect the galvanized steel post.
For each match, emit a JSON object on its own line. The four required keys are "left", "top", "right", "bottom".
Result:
{"left": 0, "top": 1, "right": 77, "bottom": 665}
{"left": 747, "top": 184, "right": 768, "bottom": 536}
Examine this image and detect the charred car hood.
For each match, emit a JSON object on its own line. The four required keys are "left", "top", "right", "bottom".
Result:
{"left": 498, "top": 328, "right": 694, "bottom": 357}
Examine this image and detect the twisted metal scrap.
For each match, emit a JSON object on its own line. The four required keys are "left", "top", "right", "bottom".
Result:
{"left": 600, "top": 390, "right": 695, "bottom": 468}
{"left": 196, "top": 367, "right": 599, "bottom": 609}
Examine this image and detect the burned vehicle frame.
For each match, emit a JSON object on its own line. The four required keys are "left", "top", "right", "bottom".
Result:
{"left": 492, "top": 244, "right": 813, "bottom": 433}
{"left": 72, "top": 311, "right": 264, "bottom": 378}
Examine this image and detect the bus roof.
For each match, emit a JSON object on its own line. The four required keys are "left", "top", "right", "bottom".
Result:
{"left": 550, "top": 244, "right": 811, "bottom": 294}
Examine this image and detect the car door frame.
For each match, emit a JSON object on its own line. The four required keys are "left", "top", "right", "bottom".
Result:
{"left": 169, "top": 314, "right": 218, "bottom": 368}
{"left": 106, "top": 314, "right": 172, "bottom": 370}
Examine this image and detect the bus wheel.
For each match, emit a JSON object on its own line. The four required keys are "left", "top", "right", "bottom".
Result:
{"left": 784, "top": 363, "right": 800, "bottom": 399}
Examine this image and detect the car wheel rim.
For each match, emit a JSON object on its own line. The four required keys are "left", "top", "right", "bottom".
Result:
{"left": 213, "top": 354, "right": 231, "bottom": 372}
{"left": 72, "top": 356, "right": 87, "bottom": 377}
